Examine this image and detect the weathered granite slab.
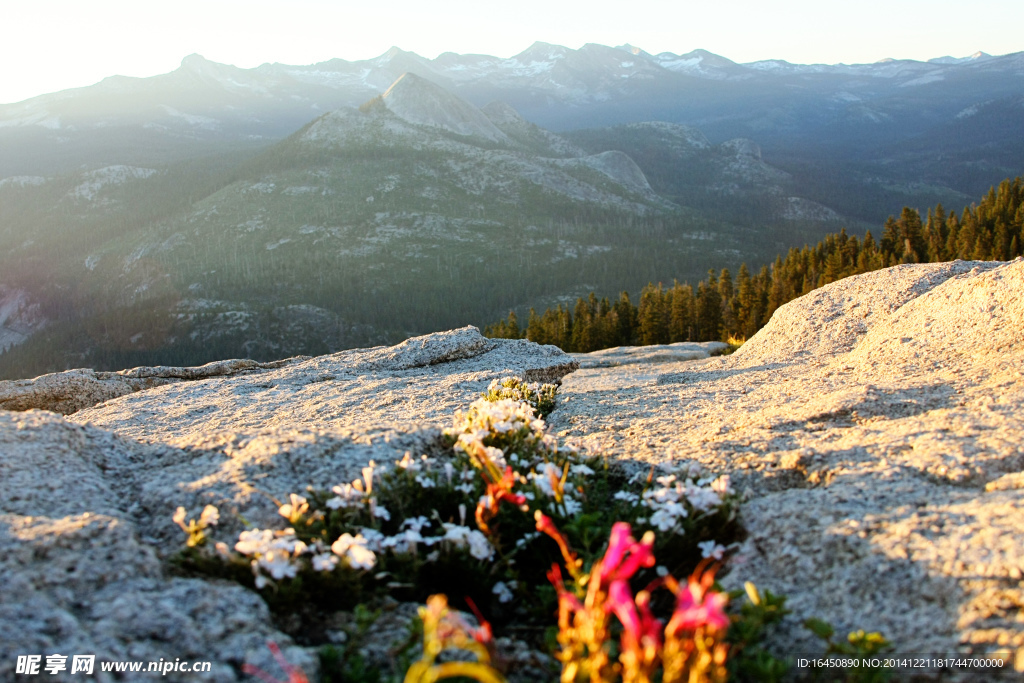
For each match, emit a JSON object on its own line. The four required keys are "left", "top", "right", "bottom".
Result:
{"left": 551, "top": 259, "right": 1024, "bottom": 672}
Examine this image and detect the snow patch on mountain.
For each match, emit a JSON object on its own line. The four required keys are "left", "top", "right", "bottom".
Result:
{"left": 0, "top": 176, "right": 47, "bottom": 189}
{"left": 955, "top": 101, "right": 992, "bottom": 119}
{"left": 929, "top": 51, "right": 993, "bottom": 65}
{"left": 68, "top": 166, "right": 158, "bottom": 201}
{"left": 160, "top": 105, "right": 220, "bottom": 130}
{"left": 899, "top": 71, "right": 945, "bottom": 87}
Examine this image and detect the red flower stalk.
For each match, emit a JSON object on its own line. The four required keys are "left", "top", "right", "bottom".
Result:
{"left": 535, "top": 511, "right": 584, "bottom": 582}
{"left": 476, "top": 465, "right": 528, "bottom": 534}
{"left": 241, "top": 641, "right": 309, "bottom": 683}
{"left": 463, "top": 596, "right": 495, "bottom": 647}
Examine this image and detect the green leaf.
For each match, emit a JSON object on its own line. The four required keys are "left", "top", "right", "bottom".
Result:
{"left": 803, "top": 617, "right": 835, "bottom": 641}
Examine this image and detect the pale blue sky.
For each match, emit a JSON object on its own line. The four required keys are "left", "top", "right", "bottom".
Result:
{"left": 3, "top": 0, "right": 1022, "bottom": 104}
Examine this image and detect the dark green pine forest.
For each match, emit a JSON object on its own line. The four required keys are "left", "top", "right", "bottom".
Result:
{"left": 486, "top": 177, "right": 1024, "bottom": 351}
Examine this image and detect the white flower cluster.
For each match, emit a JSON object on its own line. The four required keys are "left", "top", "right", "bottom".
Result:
{"left": 232, "top": 523, "right": 381, "bottom": 587}
{"left": 235, "top": 528, "right": 309, "bottom": 588}
{"left": 492, "top": 579, "right": 518, "bottom": 603}
{"left": 639, "top": 472, "right": 734, "bottom": 534}
{"left": 528, "top": 461, "right": 587, "bottom": 515}
{"left": 484, "top": 377, "right": 557, "bottom": 414}
{"left": 331, "top": 533, "right": 376, "bottom": 570}
{"left": 349, "top": 519, "right": 494, "bottom": 562}
{"left": 322, "top": 461, "right": 396, "bottom": 519}
{"left": 445, "top": 398, "right": 556, "bottom": 458}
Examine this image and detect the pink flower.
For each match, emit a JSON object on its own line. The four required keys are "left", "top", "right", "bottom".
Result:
{"left": 607, "top": 579, "right": 641, "bottom": 643}
{"left": 598, "top": 522, "right": 656, "bottom": 584}
{"left": 666, "top": 580, "right": 729, "bottom": 634}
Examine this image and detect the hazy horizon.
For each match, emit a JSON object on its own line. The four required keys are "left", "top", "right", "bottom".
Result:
{"left": 4, "top": 0, "right": 1022, "bottom": 104}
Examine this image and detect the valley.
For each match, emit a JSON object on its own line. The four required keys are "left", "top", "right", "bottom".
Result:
{"left": 1, "top": 43, "right": 1022, "bottom": 376}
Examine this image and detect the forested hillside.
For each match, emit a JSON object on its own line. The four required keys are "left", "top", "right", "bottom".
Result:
{"left": 486, "top": 177, "right": 1024, "bottom": 350}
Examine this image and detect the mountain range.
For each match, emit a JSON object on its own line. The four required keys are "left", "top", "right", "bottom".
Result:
{"left": 1, "top": 43, "right": 1022, "bottom": 375}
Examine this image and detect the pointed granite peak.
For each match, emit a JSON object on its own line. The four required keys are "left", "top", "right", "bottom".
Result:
{"left": 381, "top": 73, "right": 509, "bottom": 142}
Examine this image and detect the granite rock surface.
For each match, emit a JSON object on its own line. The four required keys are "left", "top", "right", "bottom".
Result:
{"left": 3, "top": 261, "right": 1024, "bottom": 679}
{"left": 0, "top": 327, "right": 577, "bottom": 681}
{"left": 551, "top": 259, "right": 1024, "bottom": 672}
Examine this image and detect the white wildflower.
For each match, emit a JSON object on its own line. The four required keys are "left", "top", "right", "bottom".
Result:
{"left": 492, "top": 581, "right": 515, "bottom": 603}
{"left": 698, "top": 540, "right": 727, "bottom": 560}
{"left": 278, "top": 494, "right": 309, "bottom": 521}
{"left": 361, "top": 461, "right": 376, "bottom": 494}
{"left": 260, "top": 550, "right": 299, "bottom": 580}
{"left": 561, "top": 497, "right": 582, "bottom": 516}
{"left": 396, "top": 452, "right": 420, "bottom": 471}
{"left": 466, "top": 530, "right": 494, "bottom": 560}
{"left": 439, "top": 524, "right": 494, "bottom": 560}
{"left": 358, "top": 527, "right": 386, "bottom": 551}
{"left": 685, "top": 484, "right": 722, "bottom": 512}
{"left": 235, "top": 529, "right": 276, "bottom": 556}
{"left": 530, "top": 462, "right": 561, "bottom": 497}
{"left": 650, "top": 502, "right": 687, "bottom": 532}
{"left": 327, "top": 483, "right": 363, "bottom": 509}
{"left": 383, "top": 529, "right": 424, "bottom": 554}
{"left": 570, "top": 464, "right": 595, "bottom": 477}
{"left": 331, "top": 533, "right": 377, "bottom": 570}
{"left": 614, "top": 491, "right": 640, "bottom": 504}
{"left": 312, "top": 553, "right": 339, "bottom": 572}
{"left": 236, "top": 528, "right": 306, "bottom": 586}
{"left": 199, "top": 505, "right": 220, "bottom": 527}
{"left": 711, "top": 475, "right": 733, "bottom": 497}
{"left": 402, "top": 516, "right": 432, "bottom": 533}
{"left": 515, "top": 532, "right": 539, "bottom": 548}
{"left": 415, "top": 474, "right": 436, "bottom": 488}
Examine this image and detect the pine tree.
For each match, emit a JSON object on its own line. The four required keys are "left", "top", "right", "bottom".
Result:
{"left": 668, "top": 282, "right": 694, "bottom": 342}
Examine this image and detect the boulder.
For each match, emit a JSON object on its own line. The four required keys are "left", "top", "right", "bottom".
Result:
{"left": 70, "top": 326, "right": 576, "bottom": 442}
{"left": 0, "top": 358, "right": 301, "bottom": 415}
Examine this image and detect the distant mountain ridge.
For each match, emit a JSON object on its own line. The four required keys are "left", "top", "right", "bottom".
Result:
{"left": 2, "top": 41, "right": 1020, "bottom": 218}
{"left": 2, "top": 43, "right": 1021, "bottom": 155}
{"left": 6, "top": 73, "right": 820, "bottom": 372}
{"left": 1, "top": 43, "right": 1023, "bottom": 375}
